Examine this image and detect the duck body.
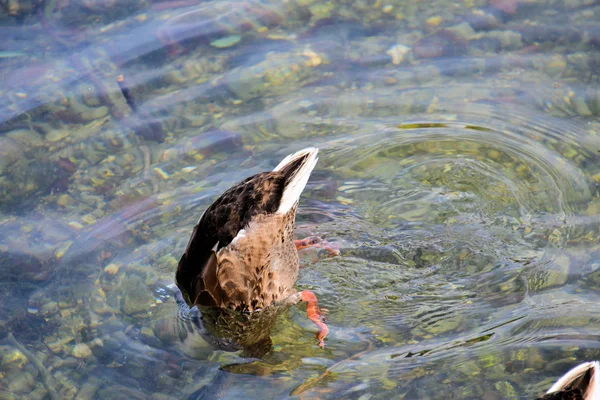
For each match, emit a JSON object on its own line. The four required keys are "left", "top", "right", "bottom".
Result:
{"left": 176, "top": 148, "right": 319, "bottom": 313}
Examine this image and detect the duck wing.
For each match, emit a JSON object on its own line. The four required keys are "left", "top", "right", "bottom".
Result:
{"left": 176, "top": 172, "right": 285, "bottom": 307}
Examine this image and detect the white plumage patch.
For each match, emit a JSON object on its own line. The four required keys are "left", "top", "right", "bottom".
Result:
{"left": 273, "top": 147, "right": 319, "bottom": 215}
{"left": 230, "top": 229, "right": 247, "bottom": 245}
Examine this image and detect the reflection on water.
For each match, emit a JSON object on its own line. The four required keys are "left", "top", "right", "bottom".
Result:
{"left": 1, "top": 0, "right": 600, "bottom": 399}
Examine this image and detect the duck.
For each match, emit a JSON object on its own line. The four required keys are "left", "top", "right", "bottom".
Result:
{"left": 174, "top": 147, "right": 328, "bottom": 348}
{"left": 537, "top": 361, "right": 599, "bottom": 400}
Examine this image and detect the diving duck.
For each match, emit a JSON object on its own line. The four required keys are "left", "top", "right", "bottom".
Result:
{"left": 537, "top": 361, "right": 599, "bottom": 400}
{"left": 175, "top": 147, "right": 328, "bottom": 348}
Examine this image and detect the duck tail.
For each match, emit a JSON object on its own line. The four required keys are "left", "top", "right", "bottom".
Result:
{"left": 547, "top": 361, "right": 599, "bottom": 400}
{"left": 273, "top": 147, "right": 319, "bottom": 215}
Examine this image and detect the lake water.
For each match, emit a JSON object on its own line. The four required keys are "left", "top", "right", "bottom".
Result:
{"left": 1, "top": 0, "right": 600, "bottom": 399}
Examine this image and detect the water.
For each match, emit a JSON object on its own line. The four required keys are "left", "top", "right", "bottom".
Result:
{"left": 1, "top": 1, "right": 599, "bottom": 399}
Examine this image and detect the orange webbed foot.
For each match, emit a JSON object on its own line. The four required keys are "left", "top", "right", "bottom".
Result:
{"left": 300, "top": 290, "right": 329, "bottom": 348}
{"left": 295, "top": 236, "right": 340, "bottom": 257}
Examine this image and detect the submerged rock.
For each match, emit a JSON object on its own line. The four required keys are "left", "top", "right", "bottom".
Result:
{"left": 210, "top": 35, "right": 242, "bottom": 48}
{"left": 226, "top": 48, "right": 324, "bottom": 100}
{"left": 72, "top": 343, "right": 92, "bottom": 359}
{"left": 120, "top": 275, "right": 155, "bottom": 316}
{"left": 413, "top": 29, "right": 468, "bottom": 59}
{"left": 528, "top": 255, "right": 570, "bottom": 291}
{"left": 387, "top": 44, "right": 411, "bottom": 65}
{"left": 6, "top": 371, "right": 35, "bottom": 394}
{"left": 97, "top": 385, "right": 149, "bottom": 400}
{"left": 1, "top": 348, "right": 28, "bottom": 369}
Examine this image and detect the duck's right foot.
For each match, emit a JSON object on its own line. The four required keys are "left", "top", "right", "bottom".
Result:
{"left": 300, "top": 290, "right": 329, "bottom": 348}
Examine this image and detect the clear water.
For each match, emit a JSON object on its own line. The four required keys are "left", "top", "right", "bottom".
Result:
{"left": 1, "top": 1, "right": 600, "bottom": 399}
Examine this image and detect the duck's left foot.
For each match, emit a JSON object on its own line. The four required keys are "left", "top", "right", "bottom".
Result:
{"left": 300, "top": 290, "right": 329, "bottom": 348}
{"left": 295, "top": 236, "right": 340, "bottom": 257}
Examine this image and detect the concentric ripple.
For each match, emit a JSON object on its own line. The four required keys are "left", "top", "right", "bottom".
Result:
{"left": 293, "top": 107, "right": 600, "bottom": 388}
{"left": 327, "top": 112, "right": 594, "bottom": 252}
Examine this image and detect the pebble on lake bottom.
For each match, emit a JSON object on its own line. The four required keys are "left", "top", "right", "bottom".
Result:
{"left": 72, "top": 343, "right": 92, "bottom": 359}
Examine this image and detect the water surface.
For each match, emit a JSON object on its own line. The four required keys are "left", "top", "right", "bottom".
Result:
{"left": 1, "top": 0, "right": 600, "bottom": 399}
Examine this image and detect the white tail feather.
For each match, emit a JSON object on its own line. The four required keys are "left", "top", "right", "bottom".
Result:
{"left": 547, "top": 361, "right": 599, "bottom": 400}
{"left": 273, "top": 147, "right": 318, "bottom": 214}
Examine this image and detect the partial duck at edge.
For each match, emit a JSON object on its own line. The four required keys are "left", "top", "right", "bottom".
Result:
{"left": 537, "top": 361, "right": 599, "bottom": 400}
